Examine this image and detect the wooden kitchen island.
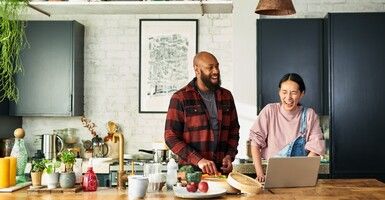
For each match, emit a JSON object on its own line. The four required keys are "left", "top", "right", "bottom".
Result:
{"left": 1, "top": 179, "right": 385, "bottom": 200}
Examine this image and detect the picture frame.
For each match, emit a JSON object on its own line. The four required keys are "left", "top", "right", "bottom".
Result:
{"left": 139, "top": 19, "right": 198, "bottom": 113}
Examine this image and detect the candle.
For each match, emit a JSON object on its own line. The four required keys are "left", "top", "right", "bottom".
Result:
{"left": 0, "top": 157, "right": 10, "bottom": 188}
{"left": 6, "top": 157, "right": 17, "bottom": 186}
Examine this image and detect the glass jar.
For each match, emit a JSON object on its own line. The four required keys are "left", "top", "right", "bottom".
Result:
{"left": 91, "top": 135, "right": 108, "bottom": 158}
{"left": 4, "top": 138, "right": 14, "bottom": 157}
{"left": 143, "top": 163, "right": 166, "bottom": 192}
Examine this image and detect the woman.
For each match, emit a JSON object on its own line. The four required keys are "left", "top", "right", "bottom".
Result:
{"left": 249, "top": 73, "right": 325, "bottom": 182}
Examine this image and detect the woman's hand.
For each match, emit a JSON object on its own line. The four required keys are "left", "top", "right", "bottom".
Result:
{"left": 251, "top": 144, "right": 266, "bottom": 183}
{"left": 308, "top": 151, "right": 319, "bottom": 157}
{"left": 256, "top": 169, "right": 266, "bottom": 183}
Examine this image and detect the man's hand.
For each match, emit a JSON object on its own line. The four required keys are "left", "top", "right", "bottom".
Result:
{"left": 197, "top": 158, "right": 218, "bottom": 175}
{"left": 220, "top": 155, "right": 233, "bottom": 174}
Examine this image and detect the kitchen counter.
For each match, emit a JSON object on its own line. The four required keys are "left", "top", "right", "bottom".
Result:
{"left": 1, "top": 179, "right": 384, "bottom": 199}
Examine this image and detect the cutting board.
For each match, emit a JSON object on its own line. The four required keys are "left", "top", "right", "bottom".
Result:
{"left": 27, "top": 184, "right": 82, "bottom": 193}
{"left": 0, "top": 182, "right": 32, "bottom": 193}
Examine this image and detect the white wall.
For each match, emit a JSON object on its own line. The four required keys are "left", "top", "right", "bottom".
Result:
{"left": 22, "top": 13, "right": 233, "bottom": 156}
{"left": 22, "top": 0, "right": 385, "bottom": 158}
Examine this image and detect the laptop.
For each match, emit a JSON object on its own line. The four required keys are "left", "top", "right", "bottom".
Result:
{"left": 263, "top": 156, "right": 321, "bottom": 189}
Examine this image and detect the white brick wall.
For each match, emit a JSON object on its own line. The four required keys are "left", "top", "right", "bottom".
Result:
{"left": 22, "top": 13, "right": 233, "bottom": 156}
{"left": 22, "top": 0, "right": 385, "bottom": 159}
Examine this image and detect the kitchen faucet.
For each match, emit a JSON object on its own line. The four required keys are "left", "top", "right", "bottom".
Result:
{"left": 113, "top": 132, "right": 127, "bottom": 190}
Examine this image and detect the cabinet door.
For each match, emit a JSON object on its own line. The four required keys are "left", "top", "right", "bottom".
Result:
{"left": 0, "top": 117, "right": 22, "bottom": 139}
{"left": 10, "top": 21, "right": 84, "bottom": 116}
{"left": 329, "top": 13, "right": 385, "bottom": 180}
{"left": 257, "top": 19, "right": 324, "bottom": 114}
{"left": 0, "top": 101, "right": 9, "bottom": 116}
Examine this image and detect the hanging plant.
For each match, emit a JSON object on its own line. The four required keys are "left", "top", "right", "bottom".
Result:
{"left": 0, "top": 0, "right": 28, "bottom": 102}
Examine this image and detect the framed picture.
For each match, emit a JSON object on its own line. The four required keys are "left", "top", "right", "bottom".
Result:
{"left": 139, "top": 19, "right": 198, "bottom": 113}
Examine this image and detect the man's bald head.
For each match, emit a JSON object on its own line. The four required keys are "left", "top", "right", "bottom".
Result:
{"left": 193, "top": 51, "right": 218, "bottom": 68}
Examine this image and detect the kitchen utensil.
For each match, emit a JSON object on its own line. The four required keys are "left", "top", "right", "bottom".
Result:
{"left": 1, "top": 138, "right": 14, "bottom": 157}
{"left": 41, "top": 133, "right": 64, "bottom": 160}
{"left": 138, "top": 149, "right": 168, "bottom": 163}
{"left": 91, "top": 135, "right": 109, "bottom": 158}
{"left": 226, "top": 172, "right": 262, "bottom": 194}
{"left": 143, "top": 163, "right": 165, "bottom": 192}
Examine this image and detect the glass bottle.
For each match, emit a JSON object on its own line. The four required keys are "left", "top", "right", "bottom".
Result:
{"left": 82, "top": 159, "right": 98, "bottom": 191}
{"left": 166, "top": 158, "right": 178, "bottom": 190}
{"left": 10, "top": 128, "right": 28, "bottom": 184}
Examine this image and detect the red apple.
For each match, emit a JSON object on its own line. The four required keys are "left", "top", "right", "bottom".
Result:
{"left": 186, "top": 182, "right": 198, "bottom": 192}
{"left": 198, "top": 181, "right": 209, "bottom": 193}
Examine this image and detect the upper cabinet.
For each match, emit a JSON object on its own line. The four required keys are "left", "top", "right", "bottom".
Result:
{"left": 25, "top": 1, "right": 233, "bottom": 16}
{"left": 257, "top": 19, "right": 325, "bottom": 115}
{"left": 10, "top": 21, "right": 84, "bottom": 117}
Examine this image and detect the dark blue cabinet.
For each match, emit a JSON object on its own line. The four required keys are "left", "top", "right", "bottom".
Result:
{"left": 257, "top": 19, "right": 325, "bottom": 115}
{"left": 10, "top": 21, "right": 84, "bottom": 116}
{"left": 327, "top": 13, "right": 385, "bottom": 181}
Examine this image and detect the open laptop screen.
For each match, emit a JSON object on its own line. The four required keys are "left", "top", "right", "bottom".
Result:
{"left": 264, "top": 156, "right": 321, "bottom": 189}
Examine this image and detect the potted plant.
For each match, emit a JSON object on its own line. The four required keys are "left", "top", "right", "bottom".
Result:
{"left": 58, "top": 150, "right": 76, "bottom": 188}
{"left": 30, "top": 159, "right": 45, "bottom": 187}
{"left": 0, "top": 0, "right": 28, "bottom": 102}
{"left": 43, "top": 159, "right": 61, "bottom": 189}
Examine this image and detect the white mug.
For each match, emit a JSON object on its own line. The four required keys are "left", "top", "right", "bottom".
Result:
{"left": 128, "top": 175, "right": 149, "bottom": 199}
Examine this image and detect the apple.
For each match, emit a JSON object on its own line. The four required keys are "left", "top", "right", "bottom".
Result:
{"left": 198, "top": 181, "right": 209, "bottom": 193}
{"left": 186, "top": 182, "right": 198, "bottom": 192}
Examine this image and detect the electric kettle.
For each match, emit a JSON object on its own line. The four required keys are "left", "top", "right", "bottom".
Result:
{"left": 41, "top": 133, "right": 64, "bottom": 160}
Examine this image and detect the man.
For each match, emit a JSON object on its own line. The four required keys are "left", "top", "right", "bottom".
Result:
{"left": 164, "top": 51, "right": 240, "bottom": 175}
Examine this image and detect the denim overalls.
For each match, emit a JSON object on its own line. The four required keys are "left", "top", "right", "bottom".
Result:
{"left": 275, "top": 107, "right": 308, "bottom": 157}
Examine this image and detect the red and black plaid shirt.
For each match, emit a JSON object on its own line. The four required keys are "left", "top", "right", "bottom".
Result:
{"left": 164, "top": 78, "right": 240, "bottom": 167}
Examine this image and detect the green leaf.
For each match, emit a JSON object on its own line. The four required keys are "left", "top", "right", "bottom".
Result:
{"left": 0, "top": 0, "right": 28, "bottom": 102}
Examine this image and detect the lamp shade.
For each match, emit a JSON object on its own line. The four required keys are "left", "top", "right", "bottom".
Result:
{"left": 255, "top": 0, "right": 296, "bottom": 15}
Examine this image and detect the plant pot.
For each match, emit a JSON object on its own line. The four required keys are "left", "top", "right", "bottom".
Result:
{"left": 45, "top": 172, "right": 59, "bottom": 189}
{"left": 59, "top": 172, "right": 76, "bottom": 188}
{"left": 31, "top": 171, "right": 43, "bottom": 187}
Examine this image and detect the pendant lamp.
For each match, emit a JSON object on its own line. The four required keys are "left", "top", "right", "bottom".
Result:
{"left": 255, "top": 0, "right": 296, "bottom": 16}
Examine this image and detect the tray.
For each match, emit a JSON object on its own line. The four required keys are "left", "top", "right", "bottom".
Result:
{"left": 27, "top": 184, "right": 82, "bottom": 193}
{"left": 0, "top": 182, "right": 32, "bottom": 193}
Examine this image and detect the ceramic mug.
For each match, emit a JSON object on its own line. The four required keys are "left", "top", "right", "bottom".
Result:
{"left": 128, "top": 175, "right": 149, "bottom": 199}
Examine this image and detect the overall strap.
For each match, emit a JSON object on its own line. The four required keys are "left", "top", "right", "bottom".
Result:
{"left": 299, "top": 106, "right": 307, "bottom": 135}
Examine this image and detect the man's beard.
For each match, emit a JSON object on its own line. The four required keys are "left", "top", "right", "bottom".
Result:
{"left": 201, "top": 72, "right": 221, "bottom": 91}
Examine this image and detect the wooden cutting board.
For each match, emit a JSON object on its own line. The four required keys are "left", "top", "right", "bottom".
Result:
{"left": 0, "top": 182, "right": 32, "bottom": 193}
{"left": 27, "top": 184, "right": 82, "bottom": 193}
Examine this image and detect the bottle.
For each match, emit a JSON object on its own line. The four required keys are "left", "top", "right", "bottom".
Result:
{"left": 10, "top": 128, "right": 28, "bottom": 184}
{"left": 82, "top": 159, "right": 98, "bottom": 191}
{"left": 166, "top": 158, "right": 178, "bottom": 190}
{"left": 74, "top": 158, "right": 83, "bottom": 184}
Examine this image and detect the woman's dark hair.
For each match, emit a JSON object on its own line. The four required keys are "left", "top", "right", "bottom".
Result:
{"left": 279, "top": 73, "right": 306, "bottom": 93}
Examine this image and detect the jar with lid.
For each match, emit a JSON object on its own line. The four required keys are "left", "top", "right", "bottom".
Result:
{"left": 91, "top": 135, "right": 109, "bottom": 158}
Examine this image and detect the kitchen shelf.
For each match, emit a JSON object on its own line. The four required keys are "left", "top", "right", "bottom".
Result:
{"left": 26, "top": 1, "right": 233, "bottom": 16}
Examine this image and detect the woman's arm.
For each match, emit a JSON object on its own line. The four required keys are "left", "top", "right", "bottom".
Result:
{"left": 251, "top": 145, "right": 265, "bottom": 182}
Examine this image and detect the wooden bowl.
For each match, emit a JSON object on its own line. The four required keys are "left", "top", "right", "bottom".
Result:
{"left": 226, "top": 172, "right": 262, "bottom": 194}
